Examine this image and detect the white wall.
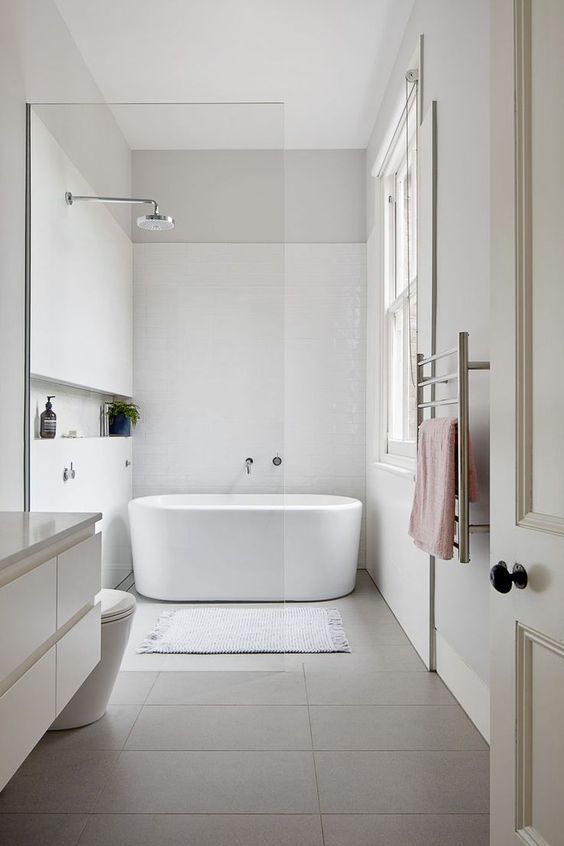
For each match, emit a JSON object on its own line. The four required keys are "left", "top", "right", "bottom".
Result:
{"left": 28, "top": 112, "right": 134, "bottom": 586}
{"left": 0, "top": 2, "right": 135, "bottom": 585}
{"left": 31, "top": 437, "right": 133, "bottom": 588}
{"left": 365, "top": 0, "right": 490, "bottom": 733}
{"left": 28, "top": 110, "right": 134, "bottom": 588}
{"left": 33, "top": 104, "right": 131, "bottom": 236}
{"left": 0, "top": 0, "right": 132, "bottom": 510}
{"left": 31, "top": 113, "right": 133, "bottom": 397}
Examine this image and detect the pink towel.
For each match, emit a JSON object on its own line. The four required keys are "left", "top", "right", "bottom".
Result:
{"left": 408, "top": 418, "right": 479, "bottom": 560}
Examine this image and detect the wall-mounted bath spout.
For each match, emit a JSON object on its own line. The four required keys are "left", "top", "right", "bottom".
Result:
{"left": 245, "top": 457, "right": 254, "bottom": 475}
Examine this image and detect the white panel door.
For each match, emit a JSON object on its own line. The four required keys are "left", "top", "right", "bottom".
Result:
{"left": 491, "top": 1, "right": 564, "bottom": 843}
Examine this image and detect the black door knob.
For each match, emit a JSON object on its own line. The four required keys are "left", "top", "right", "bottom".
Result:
{"left": 490, "top": 561, "right": 528, "bottom": 593}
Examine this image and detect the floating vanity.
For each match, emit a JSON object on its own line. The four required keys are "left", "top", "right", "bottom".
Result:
{"left": 0, "top": 511, "right": 102, "bottom": 790}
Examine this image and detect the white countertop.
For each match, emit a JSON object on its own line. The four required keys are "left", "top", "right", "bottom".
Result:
{"left": 0, "top": 512, "right": 101, "bottom": 572}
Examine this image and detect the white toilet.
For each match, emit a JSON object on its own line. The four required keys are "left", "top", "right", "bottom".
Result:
{"left": 50, "top": 588, "right": 136, "bottom": 730}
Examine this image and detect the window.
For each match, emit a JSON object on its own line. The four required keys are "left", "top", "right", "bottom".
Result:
{"left": 381, "top": 90, "right": 418, "bottom": 463}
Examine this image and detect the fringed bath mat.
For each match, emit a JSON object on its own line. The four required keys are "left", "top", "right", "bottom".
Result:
{"left": 138, "top": 606, "right": 350, "bottom": 654}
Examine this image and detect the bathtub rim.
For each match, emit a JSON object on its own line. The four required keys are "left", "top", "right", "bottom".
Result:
{"left": 128, "top": 493, "right": 362, "bottom": 512}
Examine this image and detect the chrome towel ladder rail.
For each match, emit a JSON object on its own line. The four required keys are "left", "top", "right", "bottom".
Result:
{"left": 416, "top": 331, "right": 490, "bottom": 563}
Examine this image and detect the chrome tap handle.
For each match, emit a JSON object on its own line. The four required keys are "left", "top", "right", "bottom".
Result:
{"left": 245, "top": 457, "right": 254, "bottom": 475}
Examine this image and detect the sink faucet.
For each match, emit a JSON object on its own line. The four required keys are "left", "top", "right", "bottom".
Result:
{"left": 245, "top": 457, "right": 254, "bottom": 475}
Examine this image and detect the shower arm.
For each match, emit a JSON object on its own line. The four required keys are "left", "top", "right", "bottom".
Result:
{"left": 65, "top": 192, "right": 159, "bottom": 215}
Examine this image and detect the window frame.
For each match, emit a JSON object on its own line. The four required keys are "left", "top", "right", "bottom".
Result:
{"left": 379, "top": 87, "right": 419, "bottom": 469}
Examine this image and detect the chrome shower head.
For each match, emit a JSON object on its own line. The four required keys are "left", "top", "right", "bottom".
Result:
{"left": 65, "top": 192, "right": 175, "bottom": 231}
{"left": 136, "top": 212, "right": 175, "bottom": 231}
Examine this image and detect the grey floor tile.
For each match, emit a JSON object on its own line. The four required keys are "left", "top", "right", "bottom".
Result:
{"left": 329, "top": 594, "right": 397, "bottom": 620}
{"left": 287, "top": 642, "right": 426, "bottom": 672}
{"left": 343, "top": 618, "right": 410, "bottom": 644}
{"left": 0, "top": 814, "right": 88, "bottom": 846}
{"left": 146, "top": 670, "right": 307, "bottom": 704}
{"left": 309, "top": 705, "right": 488, "bottom": 750}
{"left": 353, "top": 570, "right": 377, "bottom": 588}
{"left": 123, "top": 651, "right": 288, "bottom": 672}
{"left": 315, "top": 750, "right": 489, "bottom": 813}
{"left": 94, "top": 750, "right": 319, "bottom": 813}
{"left": 340, "top": 624, "right": 415, "bottom": 653}
{"left": 108, "top": 671, "right": 158, "bottom": 704}
{"left": 315, "top": 593, "right": 386, "bottom": 614}
{"left": 78, "top": 813, "right": 324, "bottom": 846}
{"left": 305, "top": 670, "right": 455, "bottom": 705}
{"left": 125, "top": 705, "right": 312, "bottom": 750}
{"left": 321, "top": 814, "right": 490, "bottom": 846}
{"left": 0, "top": 751, "right": 118, "bottom": 812}
{"left": 38, "top": 705, "right": 141, "bottom": 751}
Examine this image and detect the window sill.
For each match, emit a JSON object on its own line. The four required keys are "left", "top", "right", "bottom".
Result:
{"left": 370, "top": 460, "right": 416, "bottom": 482}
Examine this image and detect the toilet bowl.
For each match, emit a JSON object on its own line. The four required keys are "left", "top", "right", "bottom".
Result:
{"left": 50, "top": 588, "right": 136, "bottom": 730}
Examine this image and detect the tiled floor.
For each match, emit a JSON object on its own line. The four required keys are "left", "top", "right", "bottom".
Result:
{"left": 0, "top": 572, "right": 489, "bottom": 845}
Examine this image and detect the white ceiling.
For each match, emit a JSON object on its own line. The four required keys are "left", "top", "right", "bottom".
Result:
{"left": 109, "top": 103, "right": 284, "bottom": 150}
{"left": 54, "top": 0, "right": 414, "bottom": 150}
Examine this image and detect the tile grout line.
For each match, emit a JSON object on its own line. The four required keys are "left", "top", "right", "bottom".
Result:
{"left": 104, "top": 747, "right": 489, "bottom": 753}
{"left": 141, "top": 669, "right": 161, "bottom": 705}
{"left": 81, "top": 671, "right": 163, "bottom": 825}
{"left": 136, "top": 702, "right": 462, "bottom": 708}
{"left": 0, "top": 811, "right": 491, "bottom": 816}
{"left": 118, "top": 670, "right": 163, "bottom": 756}
{"left": 70, "top": 811, "right": 91, "bottom": 846}
{"left": 3, "top": 574, "right": 488, "bottom": 831}
{"left": 302, "top": 663, "right": 326, "bottom": 846}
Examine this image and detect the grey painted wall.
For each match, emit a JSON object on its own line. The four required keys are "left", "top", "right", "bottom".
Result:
{"left": 285, "top": 151, "right": 366, "bottom": 243}
{"left": 132, "top": 149, "right": 366, "bottom": 244}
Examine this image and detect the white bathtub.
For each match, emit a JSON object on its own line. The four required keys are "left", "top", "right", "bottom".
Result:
{"left": 128, "top": 494, "right": 362, "bottom": 601}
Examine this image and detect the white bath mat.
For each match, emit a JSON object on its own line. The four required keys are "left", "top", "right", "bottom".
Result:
{"left": 137, "top": 606, "right": 350, "bottom": 654}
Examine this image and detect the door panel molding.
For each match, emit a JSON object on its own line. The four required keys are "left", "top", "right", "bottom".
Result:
{"left": 516, "top": 622, "right": 564, "bottom": 845}
{"left": 515, "top": 0, "right": 564, "bottom": 535}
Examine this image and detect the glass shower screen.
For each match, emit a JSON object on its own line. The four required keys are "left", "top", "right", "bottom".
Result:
{"left": 28, "top": 101, "right": 287, "bottom": 669}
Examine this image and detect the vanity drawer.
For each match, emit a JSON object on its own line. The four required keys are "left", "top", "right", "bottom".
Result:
{"left": 57, "top": 533, "right": 101, "bottom": 626}
{"left": 0, "top": 558, "right": 57, "bottom": 682}
{"left": 0, "top": 647, "right": 56, "bottom": 791}
{"left": 56, "top": 603, "right": 101, "bottom": 714}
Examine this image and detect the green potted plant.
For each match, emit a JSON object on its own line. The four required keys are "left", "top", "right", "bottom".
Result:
{"left": 107, "top": 401, "right": 140, "bottom": 437}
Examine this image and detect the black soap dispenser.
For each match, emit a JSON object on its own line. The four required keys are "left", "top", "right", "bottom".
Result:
{"left": 40, "top": 396, "right": 57, "bottom": 439}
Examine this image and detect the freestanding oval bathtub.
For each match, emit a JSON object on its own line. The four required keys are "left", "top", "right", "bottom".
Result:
{"left": 128, "top": 494, "right": 362, "bottom": 601}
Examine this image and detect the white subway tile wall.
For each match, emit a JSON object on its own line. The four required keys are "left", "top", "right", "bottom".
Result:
{"left": 284, "top": 244, "right": 366, "bottom": 564}
{"left": 133, "top": 243, "right": 366, "bottom": 563}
